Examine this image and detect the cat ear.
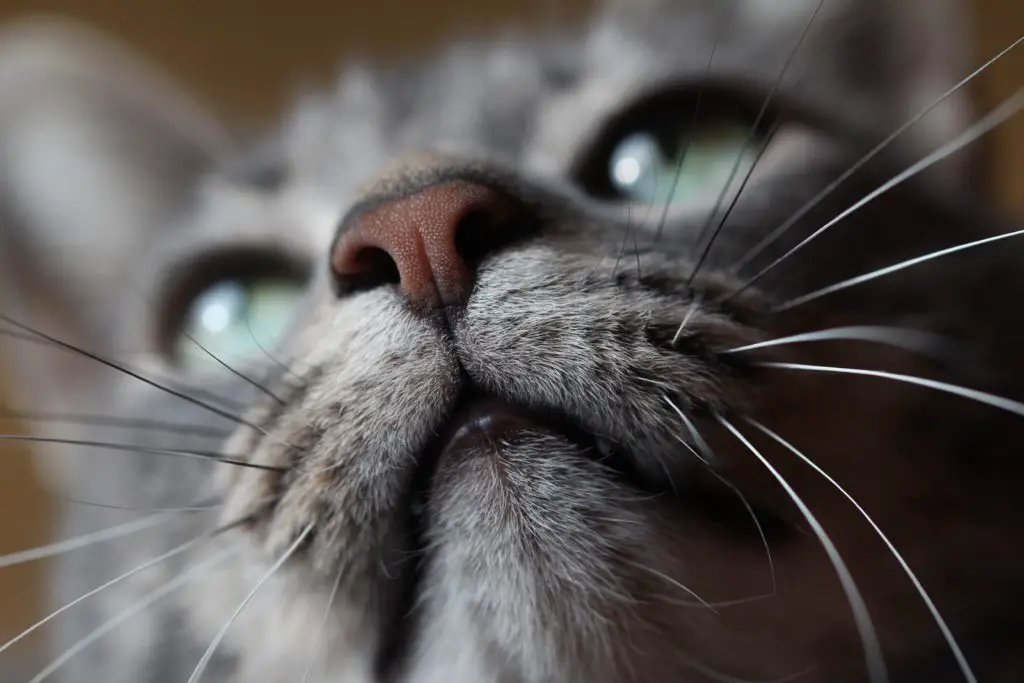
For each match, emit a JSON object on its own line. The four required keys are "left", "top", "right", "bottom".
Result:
{"left": 0, "top": 19, "right": 232, "bottom": 492}
{"left": 0, "top": 18, "right": 230, "bottom": 350}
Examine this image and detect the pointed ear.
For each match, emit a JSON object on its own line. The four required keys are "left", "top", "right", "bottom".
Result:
{"left": 0, "top": 18, "right": 231, "bottom": 352}
{"left": 0, "top": 19, "right": 233, "bottom": 492}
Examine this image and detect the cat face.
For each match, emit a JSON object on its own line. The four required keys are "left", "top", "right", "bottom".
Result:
{"left": 1, "top": 1, "right": 1022, "bottom": 682}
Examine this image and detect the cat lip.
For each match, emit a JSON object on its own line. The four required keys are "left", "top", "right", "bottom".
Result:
{"left": 429, "top": 391, "right": 603, "bottom": 466}
{"left": 406, "top": 393, "right": 572, "bottom": 521}
{"left": 435, "top": 393, "right": 563, "bottom": 455}
{"left": 406, "top": 391, "right": 599, "bottom": 521}
{"left": 384, "top": 392, "right": 576, "bottom": 673}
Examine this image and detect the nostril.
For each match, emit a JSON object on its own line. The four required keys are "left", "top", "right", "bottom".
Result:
{"left": 335, "top": 246, "right": 401, "bottom": 295}
{"left": 330, "top": 178, "right": 535, "bottom": 309}
{"left": 453, "top": 206, "right": 521, "bottom": 271}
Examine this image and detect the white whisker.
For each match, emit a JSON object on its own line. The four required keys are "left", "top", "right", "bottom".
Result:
{"left": 774, "top": 225, "right": 1024, "bottom": 312}
{"left": 723, "top": 326, "right": 952, "bottom": 357}
{"left": 744, "top": 417, "right": 976, "bottom": 683}
{"left": 733, "top": 35, "right": 1024, "bottom": 273}
{"left": 716, "top": 415, "right": 888, "bottom": 683}
{"left": 624, "top": 559, "right": 719, "bottom": 613}
{"left": 732, "top": 88, "right": 1024, "bottom": 298}
{"left": 706, "top": 468, "right": 777, "bottom": 595}
{"left": 635, "top": 374, "right": 676, "bottom": 392}
{"left": 0, "top": 511, "right": 181, "bottom": 568}
{"left": 301, "top": 562, "right": 346, "bottom": 683}
{"left": 672, "top": 293, "right": 704, "bottom": 347}
{"left": 0, "top": 532, "right": 206, "bottom": 656}
{"left": 760, "top": 362, "right": 1024, "bottom": 417}
{"left": 663, "top": 395, "right": 714, "bottom": 464}
{"left": 186, "top": 524, "right": 314, "bottom": 683}
{"left": 28, "top": 544, "right": 240, "bottom": 683}
{"left": 681, "top": 656, "right": 816, "bottom": 683}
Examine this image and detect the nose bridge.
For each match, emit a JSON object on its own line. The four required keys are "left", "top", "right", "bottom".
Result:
{"left": 352, "top": 152, "right": 469, "bottom": 198}
{"left": 330, "top": 173, "right": 528, "bottom": 310}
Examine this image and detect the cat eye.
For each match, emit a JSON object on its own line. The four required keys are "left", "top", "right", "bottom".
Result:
{"left": 607, "top": 124, "right": 759, "bottom": 206}
{"left": 573, "top": 86, "right": 777, "bottom": 209}
{"left": 174, "top": 277, "right": 305, "bottom": 373}
{"left": 159, "top": 249, "right": 309, "bottom": 373}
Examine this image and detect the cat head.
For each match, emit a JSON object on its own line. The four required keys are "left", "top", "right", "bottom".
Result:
{"left": 2, "top": 1, "right": 1021, "bottom": 682}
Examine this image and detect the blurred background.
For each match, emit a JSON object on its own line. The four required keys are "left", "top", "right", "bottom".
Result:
{"left": 0, "top": 0, "right": 1020, "bottom": 668}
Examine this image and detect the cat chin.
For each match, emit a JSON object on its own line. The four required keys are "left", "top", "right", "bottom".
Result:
{"left": 193, "top": 430, "right": 709, "bottom": 683}
{"left": 185, "top": 542, "right": 382, "bottom": 683}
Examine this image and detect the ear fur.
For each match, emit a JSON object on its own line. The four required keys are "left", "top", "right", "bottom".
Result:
{"left": 0, "top": 18, "right": 231, "bottom": 489}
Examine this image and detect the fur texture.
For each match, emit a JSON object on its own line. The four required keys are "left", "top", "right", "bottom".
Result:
{"left": 1, "top": 1, "right": 1022, "bottom": 682}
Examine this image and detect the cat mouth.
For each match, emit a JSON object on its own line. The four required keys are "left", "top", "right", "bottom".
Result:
{"left": 406, "top": 390, "right": 614, "bottom": 529}
{"left": 381, "top": 390, "right": 614, "bottom": 667}
{"left": 384, "top": 388, "right": 791, "bottom": 671}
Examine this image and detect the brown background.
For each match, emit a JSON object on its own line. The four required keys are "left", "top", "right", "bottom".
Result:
{"left": 0, "top": 0, "right": 1020, "bottom": 661}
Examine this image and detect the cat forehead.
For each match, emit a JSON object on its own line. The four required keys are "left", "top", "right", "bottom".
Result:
{"left": 275, "top": 0, "right": 858, "bottom": 192}
{"left": 196, "top": 0, "right": 964, "bottom": 253}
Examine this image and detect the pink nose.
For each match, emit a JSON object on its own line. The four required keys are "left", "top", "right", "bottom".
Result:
{"left": 331, "top": 180, "right": 522, "bottom": 309}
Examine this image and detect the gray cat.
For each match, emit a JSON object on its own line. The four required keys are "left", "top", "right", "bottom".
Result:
{"left": 1, "top": 0, "right": 1022, "bottom": 681}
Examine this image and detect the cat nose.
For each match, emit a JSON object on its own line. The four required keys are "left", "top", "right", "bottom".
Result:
{"left": 330, "top": 180, "right": 525, "bottom": 309}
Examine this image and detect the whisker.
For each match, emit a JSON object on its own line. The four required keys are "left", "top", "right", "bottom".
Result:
{"left": 613, "top": 0, "right": 743, "bottom": 272}
{"left": 0, "top": 410, "right": 232, "bottom": 438}
{"left": 663, "top": 395, "right": 714, "bottom": 464}
{"left": 0, "top": 315, "right": 278, "bottom": 438}
{"left": 633, "top": 232, "right": 642, "bottom": 279}
{"left": 635, "top": 374, "right": 677, "bottom": 393}
{"left": 744, "top": 417, "right": 976, "bottom": 683}
{"left": 245, "top": 318, "right": 305, "bottom": 383}
{"left": 733, "top": 34, "right": 1024, "bottom": 274}
{"left": 301, "top": 561, "right": 345, "bottom": 683}
{"left": 623, "top": 559, "right": 719, "bottom": 613}
{"left": 759, "top": 362, "right": 1024, "bottom": 417}
{"left": 671, "top": 292, "right": 704, "bottom": 347}
{"left": 27, "top": 543, "right": 242, "bottom": 683}
{"left": 716, "top": 414, "right": 888, "bottom": 683}
{"left": 680, "top": 656, "right": 815, "bottom": 683}
{"left": 611, "top": 210, "right": 641, "bottom": 278}
{"left": 178, "top": 329, "right": 286, "bottom": 406}
{"left": 729, "top": 89, "right": 1024, "bottom": 299}
{"left": 773, "top": 225, "right": 1024, "bottom": 312}
{"left": 0, "top": 434, "right": 287, "bottom": 472}
{"left": 0, "top": 511, "right": 181, "bottom": 569}
{"left": 722, "top": 326, "right": 954, "bottom": 358}
{"left": 652, "top": 0, "right": 738, "bottom": 243}
{"left": 648, "top": 588, "right": 774, "bottom": 610}
{"left": 0, "top": 327, "right": 248, "bottom": 413}
{"left": 688, "top": 592, "right": 775, "bottom": 609}
{"left": 686, "top": 0, "right": 825, "bottom": 287}
{"left": 113, "top": 260, "right": 289, "bottom": 406}
{"left": 187, "top": 523, "right": 314, "bottom": 683}
{"left": 54, "top": 493, "right": 222, "bottom": 513}
{"left": 706, "top": 468, "right": 777, "bottom": 595}
{"left": 0, "top": 514, "right": 250, "bottom": 657}
{"left": 687, "top": 121, "right": 781, "bottom": 286}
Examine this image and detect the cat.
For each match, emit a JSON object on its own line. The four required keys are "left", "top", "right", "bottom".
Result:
{"left": 0, "top": 0, "right": 1022, "bottom": 681}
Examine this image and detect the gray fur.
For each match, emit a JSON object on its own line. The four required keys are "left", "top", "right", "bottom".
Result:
{"left": 1, "top": 1, "right": 1021, "bottom": 682}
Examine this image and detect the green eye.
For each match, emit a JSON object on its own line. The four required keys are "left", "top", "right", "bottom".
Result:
{"left": 175, "top": 277, "right": 304, "bottom": 373}
{"left": 608, "top": 124, "right": 758, "bottom": 206}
